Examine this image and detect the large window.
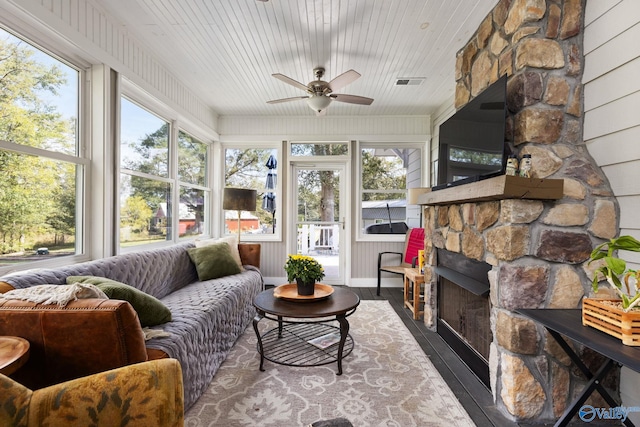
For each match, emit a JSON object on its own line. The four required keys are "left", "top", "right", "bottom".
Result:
{"left": 358, "top": 143, "right": 423, "bottom": 238}
{"left": 0, "top": 27, "right": 84, "bottom": 269}
{"left": 119, "top": 97, "right": 209, "bottom": 248}
{"left": 223, "top": 146, "right": 279, "bottom": 238}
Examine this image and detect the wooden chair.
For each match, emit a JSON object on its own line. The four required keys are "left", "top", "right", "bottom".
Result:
{"left": 377, "top": 227, "right": 425, "bottom": 295}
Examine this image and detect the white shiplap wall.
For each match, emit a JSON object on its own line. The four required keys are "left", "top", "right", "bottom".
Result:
{"left": 583, "top": 0, "right": 640, "bottom": 419}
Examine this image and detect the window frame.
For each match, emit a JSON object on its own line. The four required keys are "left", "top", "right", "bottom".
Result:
{"left": 356, "top": 141, "right": 425, "bottom": 242}
{"left": 118, "top": 81, "right": 213, "bottom": 251}
{"left": 0, "top": 26, "right": 90, "bottom": 274}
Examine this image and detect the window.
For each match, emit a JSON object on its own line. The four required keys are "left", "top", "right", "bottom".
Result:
{"left": 120, "top": 98, "right": 171, "bottom": 247}
{"left": 0, "top": 27, "right": 85, "bottom": 269}
{"left": 119, "top": 97, "right": 210, "bottom": 247}
{"left": 290, "top": 142, "right": 349, "bottom": 157}
{"left": 223, "top": 146, "right": 279, "bottom": 238}
{"left": 177, "top": 130, "right": 207, "bottom": 238}
{"left": 358, "top": 143, "right": 423, "bottom": 238}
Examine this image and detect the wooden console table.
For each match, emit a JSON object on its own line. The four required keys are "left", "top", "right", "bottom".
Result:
{"left": 516, "top": 309, "right": 640, "bottom": 427}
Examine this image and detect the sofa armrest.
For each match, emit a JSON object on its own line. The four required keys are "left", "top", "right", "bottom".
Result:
{"left": 1, "top": 358, "right": 184, "bottom": 427}
{"left": 0, "top": 298, "right": 148, "bottom": 390}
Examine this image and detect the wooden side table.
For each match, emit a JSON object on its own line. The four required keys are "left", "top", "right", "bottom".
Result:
{"left": 404, "top": 268, "right": 425, "bottom": 320}
{"left": 0, "top": 336, "right": 30, "bottom": 376}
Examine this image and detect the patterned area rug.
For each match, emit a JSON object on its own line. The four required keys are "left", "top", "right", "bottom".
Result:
{"left": 185, "top": 300, "right": 476, "bottom": 426}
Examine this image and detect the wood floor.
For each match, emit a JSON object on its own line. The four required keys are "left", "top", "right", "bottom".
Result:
{"left": 350, "top": 286, "right": 517, "bottom": 427}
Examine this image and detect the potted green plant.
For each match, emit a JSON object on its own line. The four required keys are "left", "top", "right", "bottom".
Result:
{"left": 583, "top": 235, "right": 640, "bottom": 346}
{"left": 588, "top": 235, "right": 640, "bottom": 311}
{"left": 284, "top": 254, "right": 325, "bottom": 296}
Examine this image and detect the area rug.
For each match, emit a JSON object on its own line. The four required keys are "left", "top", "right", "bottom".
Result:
{"left": 185, "top": 300, "right": 476, "bottom": 426}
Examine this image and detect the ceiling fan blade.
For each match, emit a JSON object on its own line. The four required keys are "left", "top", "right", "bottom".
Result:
{"left": 266, "top": 96, "right": 309, "bottom": 104}
{"left": 330, "top": 93, "right": 374, "bottom": 105}
{"left": 272, "top": 73, "right": 310, "bottom": 92}
{"left": 328, "top": 69, "right": 361, "bottom": 92}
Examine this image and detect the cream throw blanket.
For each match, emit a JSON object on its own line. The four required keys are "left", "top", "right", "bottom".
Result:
{"left": 0, "top": 283, "right": 108, "bottom": 307}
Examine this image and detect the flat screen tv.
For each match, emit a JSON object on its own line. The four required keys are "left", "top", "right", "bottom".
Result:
{"left": 434, "top": 75, "right": 511, "bottom": 190}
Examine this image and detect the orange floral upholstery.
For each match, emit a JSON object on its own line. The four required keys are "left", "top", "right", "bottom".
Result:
{"left": 0, "top": 358, "right": 184, "bottom": 427}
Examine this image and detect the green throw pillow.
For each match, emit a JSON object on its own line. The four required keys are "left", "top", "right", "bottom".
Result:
{"left": 187, "top": 242, "right": 242, "bottom": 281}
{"left": 66, "top": 276, "right": 172, "bottom": 327}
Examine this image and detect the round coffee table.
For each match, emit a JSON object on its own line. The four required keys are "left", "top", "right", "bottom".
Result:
{"left": 253, "top": 286, "right": 360, "bottom": 375}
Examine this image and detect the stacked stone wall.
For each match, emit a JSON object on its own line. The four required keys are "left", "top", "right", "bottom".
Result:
{"left": 424, "top": 0, "right": 620, "bottom": 422}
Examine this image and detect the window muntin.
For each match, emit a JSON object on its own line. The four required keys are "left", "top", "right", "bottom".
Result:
{"left": 359, "top": 145, "right": 422, "bottom": 236}
{"left": 224, "top": 147, "right": 278, "bottom": 236}
{"left": 0, "top": 27, "right": 83, "bottom": 268}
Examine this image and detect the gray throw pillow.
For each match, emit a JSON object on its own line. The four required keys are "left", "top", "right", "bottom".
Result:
{"left": 66, "top": 275, "right": 172, "bottom": 327}
{"left": 187, "top": 242, "right": 242, "bottom": 281}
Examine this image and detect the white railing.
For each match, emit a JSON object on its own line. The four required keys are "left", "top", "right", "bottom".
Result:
{"left": 297, "top": 223, "right": 339, "bottom": 255}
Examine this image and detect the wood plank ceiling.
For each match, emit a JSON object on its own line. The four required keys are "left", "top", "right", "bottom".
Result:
{"left": 96, "top": 0, "right": 498, "bottom": 117}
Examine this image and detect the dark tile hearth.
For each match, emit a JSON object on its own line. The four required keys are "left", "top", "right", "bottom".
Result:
{"left": 350, "top": 286, "right": 516, "bottom": 427}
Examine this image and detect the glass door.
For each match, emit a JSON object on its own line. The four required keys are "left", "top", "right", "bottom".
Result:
{"left": 291, "top": 164, "right": 346, "bottom": 285}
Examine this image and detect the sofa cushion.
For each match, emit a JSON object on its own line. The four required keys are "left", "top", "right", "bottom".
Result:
{"left": 187, "top": 243, "right": 242, "bottom": 281}
{"left": 195, "top": 235, "right": 243, "bottom": 270}
{"left": 67, "top": 276, "right": 172, "bottom": 326}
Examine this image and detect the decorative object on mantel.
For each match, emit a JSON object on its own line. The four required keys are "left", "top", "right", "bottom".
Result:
{"left": 582, "top": 235, "right": 640, "bottom": 345}
{"left": 283, "top": 254, "right": 325, "bottom": 296}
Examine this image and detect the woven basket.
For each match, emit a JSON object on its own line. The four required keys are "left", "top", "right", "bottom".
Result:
{"left": 582, "top": 298, "right": 640, "bottom": 346}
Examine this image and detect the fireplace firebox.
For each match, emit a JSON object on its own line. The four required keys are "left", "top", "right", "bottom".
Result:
{"left": 435, "top": 249, "right": 491, "bottom": 388}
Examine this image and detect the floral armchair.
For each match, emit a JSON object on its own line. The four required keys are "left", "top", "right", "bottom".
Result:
{"left": 0, "top": 358, "right": 184, "bottom": 427}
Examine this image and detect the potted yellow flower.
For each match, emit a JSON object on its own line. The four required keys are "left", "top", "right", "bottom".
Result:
{"left": 284, "top": 254, "right": 325, "bottom": 295}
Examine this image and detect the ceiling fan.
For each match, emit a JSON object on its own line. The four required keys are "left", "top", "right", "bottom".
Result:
{"left": 267, "top": 67, "right": 374, "bottom": 115}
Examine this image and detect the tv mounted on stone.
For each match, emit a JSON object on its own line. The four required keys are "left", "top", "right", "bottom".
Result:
{"left": 434, "top": 75, "right": 512, "bottom": 191}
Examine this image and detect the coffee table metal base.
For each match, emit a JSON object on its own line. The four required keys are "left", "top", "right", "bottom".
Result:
{"left": 257, "top": 322, "right": 353, "bottom": 370}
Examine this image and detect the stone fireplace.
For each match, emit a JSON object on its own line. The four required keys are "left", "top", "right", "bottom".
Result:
{"left": 419, "top": 0, "right": 621, "bottom": 423}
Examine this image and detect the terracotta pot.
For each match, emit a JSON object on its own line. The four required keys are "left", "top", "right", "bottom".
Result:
{"left": 296, "top": 278, "right": 315, "bottom": 296}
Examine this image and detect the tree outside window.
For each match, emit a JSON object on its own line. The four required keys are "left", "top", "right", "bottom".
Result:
{"left": 0, "top": 28, "right": 81, "bottom": 268}
{"left": 224, "top": 147, "right": 278, "bottom": 236}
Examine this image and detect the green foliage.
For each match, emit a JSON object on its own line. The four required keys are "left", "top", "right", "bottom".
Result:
{"left": 361, "top": 150, "right": 406, "bottom": 201}
{"left": 0, "top": 34, "right": 75, "bottom": 255}
{"left": 588, "top": 235, "right": 640, "bottom": 311}
{"left": 121, "top": 195, "right": 153, "bottom": 233}
{"left": 284, "top": 254, "right": 325, "bottom": 284}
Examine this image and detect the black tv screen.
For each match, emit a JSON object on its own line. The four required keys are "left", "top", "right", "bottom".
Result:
{"left": 435, "top": 75, "right": 509, "bottom": 190}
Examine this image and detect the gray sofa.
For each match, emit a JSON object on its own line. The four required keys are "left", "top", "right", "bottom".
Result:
{"left": 0, "top": 241, "right": 263, "bottom": 410}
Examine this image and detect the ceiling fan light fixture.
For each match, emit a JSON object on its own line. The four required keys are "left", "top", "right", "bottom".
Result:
{"left": 306, "top": 95, "right": 331, "bottom": 112}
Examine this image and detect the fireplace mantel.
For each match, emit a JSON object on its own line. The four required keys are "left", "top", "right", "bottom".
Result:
{"left": 418, "top": 175, "right": 564, "bottom": 206}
